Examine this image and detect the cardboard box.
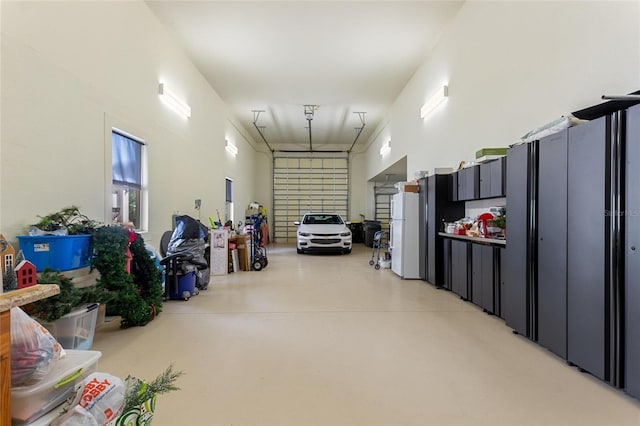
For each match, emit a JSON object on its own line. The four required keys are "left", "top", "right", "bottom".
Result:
{"left": 403, "top": 184, "right": 419, "bottom": 193}
{"left": 475, "top": 147, "right": 507, "bottom": 159}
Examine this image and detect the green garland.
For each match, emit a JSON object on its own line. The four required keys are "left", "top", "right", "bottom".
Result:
{"left": 32, "top": 270, "right": 82, "bottom": 322}
{"left": 91, "top": 226, "right": 161, "bottom": 328}
{"left": 129, "top": 234, "right": 163, "bottom": 316}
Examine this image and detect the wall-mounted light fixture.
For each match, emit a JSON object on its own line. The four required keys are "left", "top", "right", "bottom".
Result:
{"left": 159, "top": 83, "right": 191, "bottom": 118}
{"left": 420, "top": 85, "right": 448, "bottom": 119}
{"left": 380, "top": 140, "right": 391, "bottom": 157}
{"left": 225, "top": 139, "right": 238, "bottom": 156}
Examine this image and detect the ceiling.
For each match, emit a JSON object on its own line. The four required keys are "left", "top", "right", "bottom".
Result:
{"left": 146, "top": 1, "right": 464, "bottom": 155}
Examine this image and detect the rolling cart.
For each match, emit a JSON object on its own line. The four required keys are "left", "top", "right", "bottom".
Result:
{"left": 246, "top": 214, "right": 268, "bottom": 271}
{"left": 369, "top": 230, "right": 390, "bottom": 270}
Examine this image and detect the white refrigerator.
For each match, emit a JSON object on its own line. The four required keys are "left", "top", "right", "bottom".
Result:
{"left": 391, "top": 191, "right": 421, "bottom": 279}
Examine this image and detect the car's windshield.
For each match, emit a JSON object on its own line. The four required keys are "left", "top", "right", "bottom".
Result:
{"left": 303, "top": 214, "right": 343, "bottom": 225}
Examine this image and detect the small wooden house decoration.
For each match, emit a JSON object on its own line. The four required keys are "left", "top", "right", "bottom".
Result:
{"left": 15, "top": 260, "right": 37, "bottom": 289}
{"left": 0, "top": 234, "right": 16, "bottom": 277}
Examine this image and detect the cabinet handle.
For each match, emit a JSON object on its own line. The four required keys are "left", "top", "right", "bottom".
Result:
{"left": 632, "top": 246, "right": 636, "bottom": 251}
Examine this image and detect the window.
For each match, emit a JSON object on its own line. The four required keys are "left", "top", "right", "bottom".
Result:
{"left": 225, "top": 178, "right": 233, "bottom": 225}
{"left": 112, "top": 130, "right": 147, "bottom": 230}
{"left": 4, "top": 254, "right": 13, "bottom": 272}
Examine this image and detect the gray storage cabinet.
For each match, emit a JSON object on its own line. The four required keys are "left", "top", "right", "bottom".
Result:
{"left": 626, "top": 103, "right": 640, "bottom": 399}
{"left": 457, "top": 166, "right": 479, "bottom": 201}
{"left": 451, "top": 239, "right": 469, "bottom": 299}
{"left": 479, "top": 157, "right": 506, "bottom": 199}
{"left": 503, "top": 142, "right": 537, "bottom": 338}
{"left": 426, "top": 175, "right": 465, "bottom": 286}
{"left": 537, "top": 130, "right": 569, "bottom": 359}
{"left": 567, "top": 115, "right": 612, "bottom": 382}
{"left": 471, "top": 244, "right": 495, "bottom": 313}
{"left": 442, "top": 237, "right": 452, "bottom": 290}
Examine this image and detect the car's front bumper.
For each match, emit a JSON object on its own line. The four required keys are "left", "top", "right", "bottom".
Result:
{"left": 297, "top": 234, "right": 352, "bottom": 251}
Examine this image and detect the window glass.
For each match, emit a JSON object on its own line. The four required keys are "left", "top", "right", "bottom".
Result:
{"left": 112, "top": 131, "right": 145, "bottom": 229}
{"left": 112, "top": 132, "right": 142, "bottom": 188}
{"left": 225, "top": 178, "right": 233, "bottom": 225}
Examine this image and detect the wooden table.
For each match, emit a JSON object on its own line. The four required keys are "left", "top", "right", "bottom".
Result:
{"left": 0, "top": 284, "right": 59, "bottom": 426}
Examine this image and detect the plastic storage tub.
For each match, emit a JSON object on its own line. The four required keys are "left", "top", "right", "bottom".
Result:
{"left": 11, "top": 350, "right": 101, "bottom": 424}
{"left": 41, "top": 304, "right": 99, "bottom": 350}
{"left": 17, "top": 235, "right": 92, "bottom": 272}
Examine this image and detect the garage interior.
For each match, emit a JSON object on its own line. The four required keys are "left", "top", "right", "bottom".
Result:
{"left": 2, "top": 1, "right": 640, "bottom": 425}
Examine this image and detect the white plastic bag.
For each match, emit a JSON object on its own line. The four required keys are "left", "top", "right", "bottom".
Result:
{"left": 55, "top": 372, "right": 125, "bottom": 426}
{"left": 10, "top": 306, "right": 65, "bottom": 386}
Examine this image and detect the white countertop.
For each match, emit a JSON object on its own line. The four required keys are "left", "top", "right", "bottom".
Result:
{"left": 438, "top": 232, "right": 506, "bottom": 246}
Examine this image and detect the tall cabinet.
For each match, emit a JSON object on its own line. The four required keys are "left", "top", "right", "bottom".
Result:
{"left": 503, "top": 142, "right": 537, "bottom": 338}
{"left": 625, "top": 103, "right": 640, "bottom": 399}
{"left": 419, "top": 175, "right": 465, "bottom": 286}
{"left": 537, "top": 130, "right": 569, "bottom": 359}
{"left": 566, "top": 114, "right": 621, "bottom": 385}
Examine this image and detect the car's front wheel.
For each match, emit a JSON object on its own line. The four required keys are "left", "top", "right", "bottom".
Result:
{"left": 297, "top": 247, "right": 303, "bottom": 254}
{"left": 343, "top": 248, "right": 352, "bottom": 254}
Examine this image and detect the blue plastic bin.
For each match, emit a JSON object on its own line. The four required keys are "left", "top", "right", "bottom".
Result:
{"left": 17, "top": 235, "right": 92, "bottom": 272}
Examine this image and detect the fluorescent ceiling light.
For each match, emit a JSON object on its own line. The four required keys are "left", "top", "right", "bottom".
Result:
{"left": 159, "top": 83, "right": 191, "bottom": 118}
{"left": 420, "top": 85, "right": 448, "bottom": 119}
{"left": 379, "top": 140, "right": 391, "bottom": 157}
{"left": 225, "top": 140, "right": 238, "bottom": 156}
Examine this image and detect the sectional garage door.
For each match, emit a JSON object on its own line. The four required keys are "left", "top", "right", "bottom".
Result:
{"left": 273, "top": 153, "right": 349, "bottom": 243}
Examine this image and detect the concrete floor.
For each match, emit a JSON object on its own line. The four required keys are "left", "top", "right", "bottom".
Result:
{"left": 93, "top": 243, "right": 640, "bottom": 426}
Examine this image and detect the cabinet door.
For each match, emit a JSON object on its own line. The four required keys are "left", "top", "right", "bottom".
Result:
{"left": 450, "top": 172, "right": 459, "bottom": 201}
{"left": 460, "top": 166, "right": 479, "bottom": 200}
{"left": 494, "top": 247, "right": 502, "bottom": 317}
{"left": 490, "top": 157, "right": 506, "bottom": 197}
{"left": 499, "top": 247, "right": 506, "bottom": 319}
{"left": 567, "top": 116, "right": 609, "bottom": 381}
{"left": 481, "top": 246, "right": 494, "bottom": 313}
{"left": 426, "top": 175, "right": 436, "bottom": 284}
{"left": 472, "top": 244, "right": 483, "bottom": 305}
{"left": 457, "top": 168, "right": 468, "bottom": 201}
{"left": 538, "top": 130, "right": 568, "bottom": 359}
{"left": 419, "top": 177, "right": 427, "bottom": 281}
{"left": 626, "top": 103, "right": 640, "bottom": 399}
{"left": 472, "top": 244, "right": 495, "bottom": 312}
{"left": 443, "top": 238, "right": 452, "bottom": 290}
{"left": 479, "top": 163, "right": 492, "bottom": 199}
{"left": 451, "top": 240, "right": 469, "bottom": 299}
{"left": 503, "top": 142, "right": 533, "bottom": 336}
{"left": 469, "top": 166, "right": 480, "bottom": 199}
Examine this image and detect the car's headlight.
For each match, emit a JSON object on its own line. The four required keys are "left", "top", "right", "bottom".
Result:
{"left": 340, "top": 232, "right": 351, "bottom": 237}
{"left": 299, "top": 232, "right": 310, "bottom": 237}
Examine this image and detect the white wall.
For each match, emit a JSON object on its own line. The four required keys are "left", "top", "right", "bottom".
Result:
{"left": 0, "top": 1, "right": 269, "bottom": 247}
{"left": 349, "top": 151, "right": 367, "bottom": 221}
{"left": 363, "top": 0, "right": 640, "bottom": 183}
{"left": 3, "top": 1, "right": 638, "bottom": 245}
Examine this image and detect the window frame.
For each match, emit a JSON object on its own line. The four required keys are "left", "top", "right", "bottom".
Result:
{"left": 106, "top": 123, "right": 149, "bottom": 233}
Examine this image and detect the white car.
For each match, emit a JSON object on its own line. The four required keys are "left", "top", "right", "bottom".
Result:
{"left": 294, "top": 213, "right": 352, "bottom": 254}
